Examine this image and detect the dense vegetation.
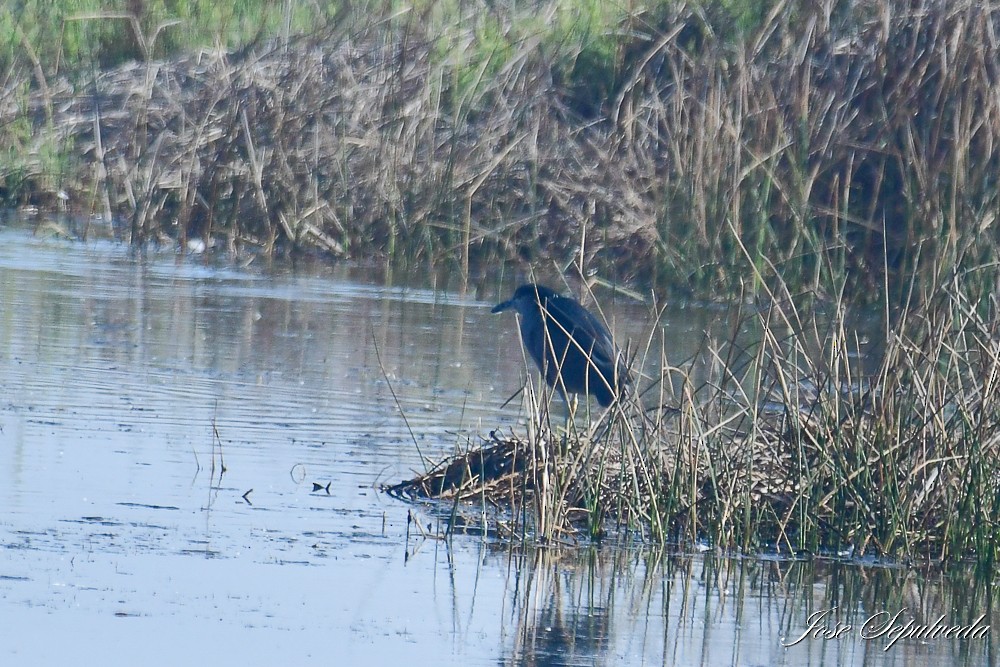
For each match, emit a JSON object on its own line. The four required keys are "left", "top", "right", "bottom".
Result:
{"left": 1, "top": 0, "right": 997, "bottom": 304}
{"left": 393, "top": 269, "right": 1000, "bottom": 564}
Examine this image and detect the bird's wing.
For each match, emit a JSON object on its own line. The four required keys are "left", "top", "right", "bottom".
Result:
{"left": 545, "top": 295, "right": 617, "bottom": 367}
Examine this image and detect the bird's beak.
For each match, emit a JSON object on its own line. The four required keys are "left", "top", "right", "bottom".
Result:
{"left": 491, "top": 299, "right": 513, "bottom": 314}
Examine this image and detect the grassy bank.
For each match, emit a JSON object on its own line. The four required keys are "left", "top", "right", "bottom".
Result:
{"left": 1, "top": 1, "right": 998, "bottom": 304}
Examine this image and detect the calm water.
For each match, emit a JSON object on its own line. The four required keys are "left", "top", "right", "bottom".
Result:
{"left": 0, "top": 220, "right": 995, "bottom": 666}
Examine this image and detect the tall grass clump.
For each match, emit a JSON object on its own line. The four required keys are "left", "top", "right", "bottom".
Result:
{"left": 391, "top": 262, "right": 1000, "bottom": 562}
{"left": 667, "top": 262, "right": 1000, "bottom": 562}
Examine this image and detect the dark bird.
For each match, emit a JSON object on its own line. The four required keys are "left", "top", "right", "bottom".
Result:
{"left": 492, "top": 284, "right": 629, "bottom": 408}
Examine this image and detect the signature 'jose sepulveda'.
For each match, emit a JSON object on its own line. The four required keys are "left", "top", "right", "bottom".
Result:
{"left": 782, "top": 607, "right": 990, "bottom": 650}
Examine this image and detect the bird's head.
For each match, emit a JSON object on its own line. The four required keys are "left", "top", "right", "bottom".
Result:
{"left": 491, "top": 284, "right": 558, "bottom": 317}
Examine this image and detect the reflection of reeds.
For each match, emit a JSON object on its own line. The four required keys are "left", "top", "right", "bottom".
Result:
{"left": 3, "top": 2, "right": 1000, "bottom": 303}
{"left": 496, "top": 545, "right": 996, "bottom": 664}
{"left": 391, "top": 266, "right": 1000, "bottom": 562}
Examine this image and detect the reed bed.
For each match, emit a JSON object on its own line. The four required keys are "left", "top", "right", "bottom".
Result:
{"left": 0, "top": 1, "right": 998, "bottom": 302}
{"left": 679, "top": 265, "right": 1000, "bottom": 563}
{"left": 390, "top": 264, "right": 1000, "bottom": 562}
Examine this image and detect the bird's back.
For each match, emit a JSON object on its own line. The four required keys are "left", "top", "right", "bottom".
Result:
{"left": 533, "top": 290, "right": 628, "bottom": 407}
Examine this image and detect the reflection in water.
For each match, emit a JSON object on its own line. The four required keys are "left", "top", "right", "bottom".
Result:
{"left": 490, "top": 546, "right": 996, "bottom": 667}
{"left": 0, "top": 220, "right": 993, "bottom": 667}
{"left": 506, "top": 549, "right": 612, "bottom": 667}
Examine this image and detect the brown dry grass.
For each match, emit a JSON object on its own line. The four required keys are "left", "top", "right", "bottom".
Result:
{"left": 0, "top": 1, "right": 996, "bottom": 303}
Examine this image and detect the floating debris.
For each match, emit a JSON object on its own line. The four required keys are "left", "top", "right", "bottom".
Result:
{"left": 385, "top": 433, "right": 533, "bottom": 501}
